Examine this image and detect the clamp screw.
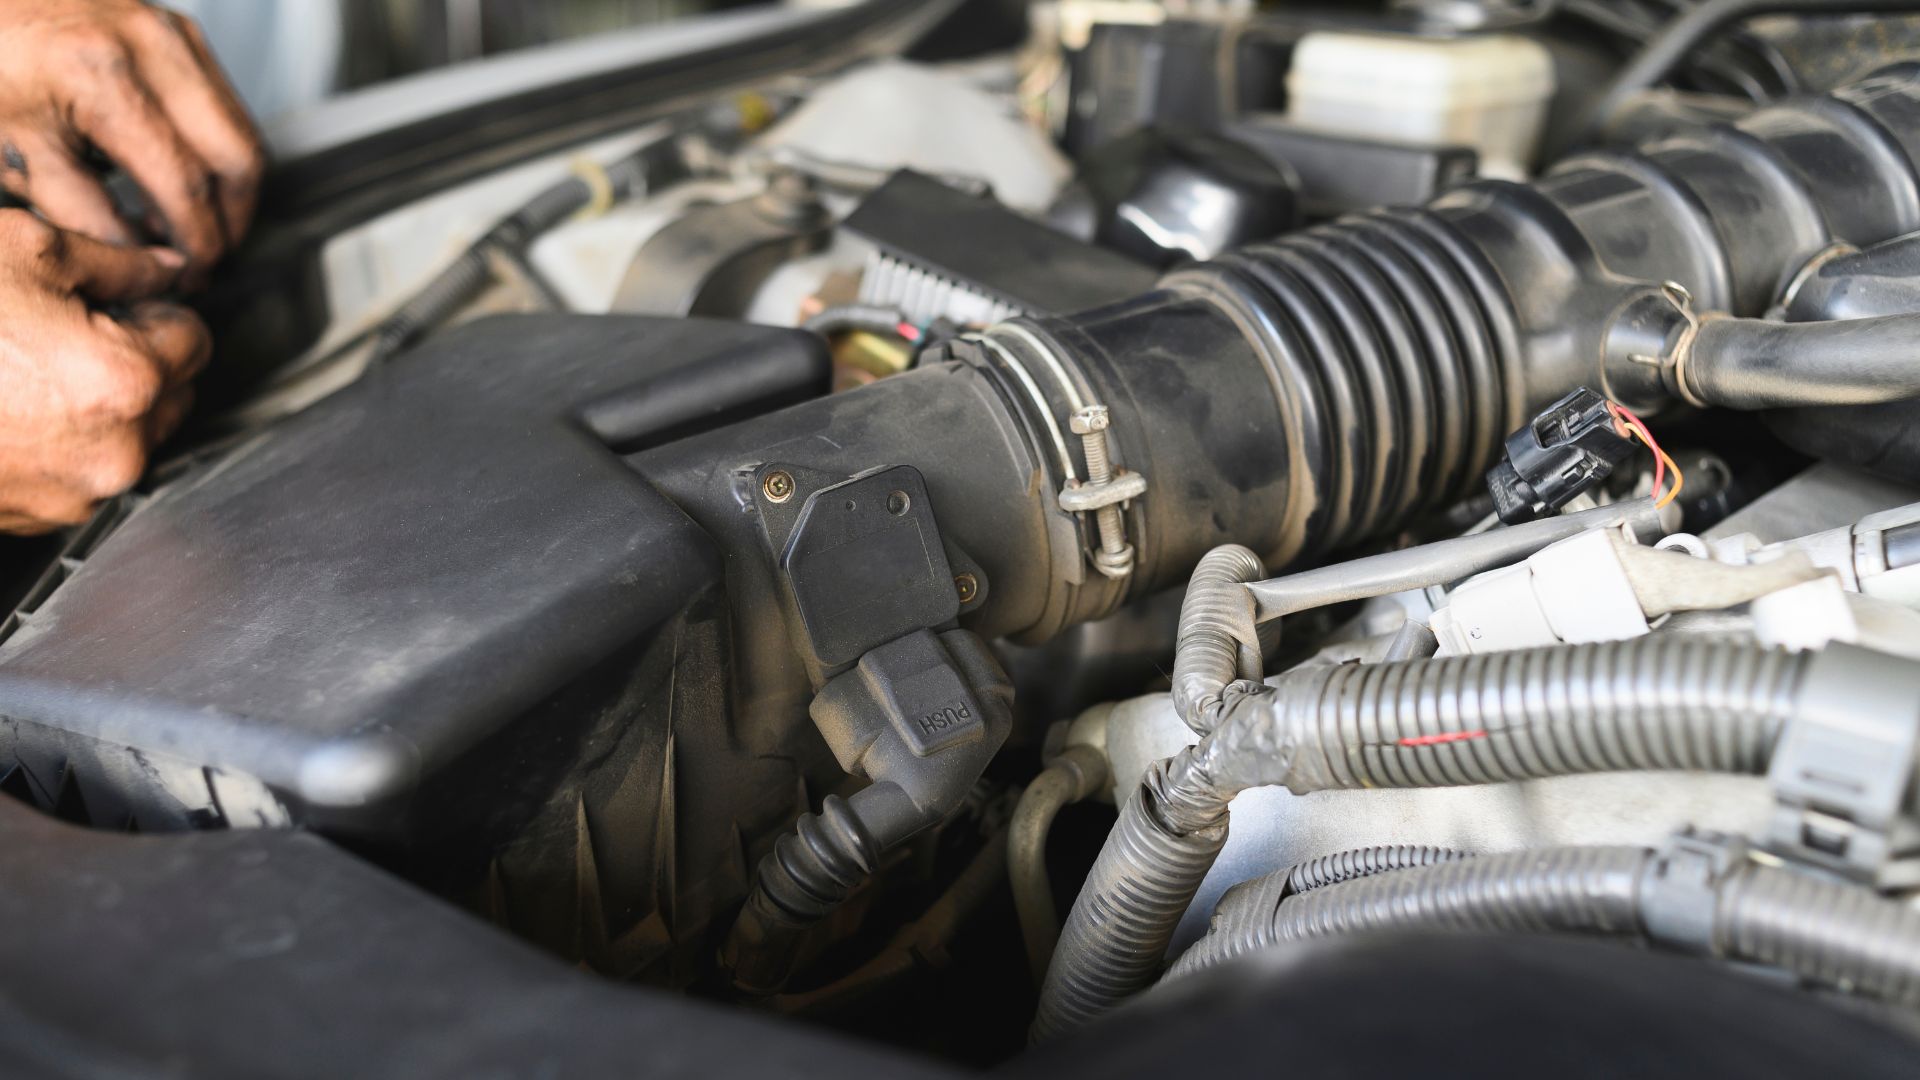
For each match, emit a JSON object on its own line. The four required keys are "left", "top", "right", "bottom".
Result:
{"left": 954, "top": 573, "right": 979, "bottom": 604}
{"left": 1069, "top": 405, "right": 1110, "bottom": 435}
{"left": 1069, "top": 404, "right": 1133, "bottom": 577}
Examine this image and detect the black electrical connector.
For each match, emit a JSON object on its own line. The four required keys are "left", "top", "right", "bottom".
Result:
{"left": 1485, "top": 388, "right": 1637, "bottom": 524}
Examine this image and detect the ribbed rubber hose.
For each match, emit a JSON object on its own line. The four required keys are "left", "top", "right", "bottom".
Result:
{"left": 723, "top": 794, "right": 886, "bottom": 995}
{"left": 1167, "top": 847, "right": 1920, "bottom": 1009}
{"left": 1171, "top": 545, "right": 1266, "bottom": 735}
{"left": 1718, "top": 860, "right": 1920, "bottom": 1006}
{"left": 1170, "top": 847, "right": 1631, "bottom": 980}
{"left": 1159, "top": 207, "right": 1522, "bottom": 565}
{"left": 1272, "top": 846, "right": 1644, "bottom": 944}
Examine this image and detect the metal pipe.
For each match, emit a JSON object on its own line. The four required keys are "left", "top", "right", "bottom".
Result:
{"left": 1010, "top": 745, "right": 1109, "bottom": 986}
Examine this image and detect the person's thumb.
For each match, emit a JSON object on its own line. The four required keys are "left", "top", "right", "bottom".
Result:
{"left": 63, "top": 233, "right": 186, "bottom": 303}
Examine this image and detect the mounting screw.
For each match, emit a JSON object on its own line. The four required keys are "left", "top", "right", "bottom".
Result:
{"left": 1068, "top": 403, "right": 1133, "bottom": 578}
{"left": 763, "top": 470, "right": 795, "bottom": 503}
{"left": 953, "top": 573, "right": 979, "bottom": 604}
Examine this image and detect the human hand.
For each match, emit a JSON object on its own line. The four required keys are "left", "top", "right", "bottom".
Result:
{"left": 0, "top": 211, "right": 208, "bottom": 534}
{"left": 0, "top": 0, "right": 265, "bottom": 276}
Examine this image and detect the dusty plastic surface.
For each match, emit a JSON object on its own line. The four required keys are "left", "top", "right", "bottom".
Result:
{"left": 0, "top": 315, "right": 827, "bottom": 839}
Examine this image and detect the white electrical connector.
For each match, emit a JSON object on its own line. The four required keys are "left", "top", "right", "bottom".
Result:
{"left": 1429, "top": 502, "right": 1920, "bottom": 660}
{"left": 1750, "top": 577, "right": 1861, "bottom": 653}
{"left": 1856, "top": 505, "right": 1920, "bottom": 608}
{"left": 1431, "top": 528, "right": 1649, "bottom": 655}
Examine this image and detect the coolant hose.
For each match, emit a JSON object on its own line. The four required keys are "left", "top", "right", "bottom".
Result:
{"left": 1034, "top": 639, "right": 1912, "bottom": 1039}
{"left": 1011, "top": 744, "right": 1111, "bottom": 986}
{"left": 372, "top": 143, "right": 677, "bottom": 361}
{"left": 1677, "top": 314, "right": 1920, "bottom": 410}
{"left": 1165, "top": 845, "right": 1920, "bottom": 1009}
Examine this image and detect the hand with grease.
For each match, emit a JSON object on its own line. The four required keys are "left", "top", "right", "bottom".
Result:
{"left": 0, "top": 2, "right": 262, "bottom": 534}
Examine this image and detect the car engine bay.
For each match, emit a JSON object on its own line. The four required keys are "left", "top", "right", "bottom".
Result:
{"left": 11, "top": 0, "right": 1920, "bottom": 1073}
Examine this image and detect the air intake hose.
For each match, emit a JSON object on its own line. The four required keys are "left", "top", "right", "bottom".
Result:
{"left": 638, "top": 66, "right": 1920, "bottom": 654}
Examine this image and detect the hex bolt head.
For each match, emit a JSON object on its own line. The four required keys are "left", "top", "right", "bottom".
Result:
{"left": 1069, "top": 405, "right": 1110, "bottom": 435}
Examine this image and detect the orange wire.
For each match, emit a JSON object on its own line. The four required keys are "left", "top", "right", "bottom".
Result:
{"left": 1606, "top": 402, "right": 1684, "bottom": 510}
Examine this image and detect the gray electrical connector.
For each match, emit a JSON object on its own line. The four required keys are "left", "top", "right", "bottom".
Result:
{"left": 1765, "top": 643, "right": 1920, "bottom": 887}
{"left": 724, "top": 628, "right": 1013, "bottom": 994}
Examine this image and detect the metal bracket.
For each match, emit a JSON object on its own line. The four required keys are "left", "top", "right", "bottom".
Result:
{"left": 1058, "top": 471, "right": 1148, "bottom": 513}
{"left": 1056, "top": 403, "right": 1148, "bottom": 580}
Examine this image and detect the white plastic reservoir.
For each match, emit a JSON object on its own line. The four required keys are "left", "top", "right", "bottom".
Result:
{"left": 1284, "top": 31, "right": 1556, "bottom": 180}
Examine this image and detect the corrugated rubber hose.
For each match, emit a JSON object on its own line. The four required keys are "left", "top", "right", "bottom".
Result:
{"left": 1030, "top": 762, "right": 1229, "bottom": 1043}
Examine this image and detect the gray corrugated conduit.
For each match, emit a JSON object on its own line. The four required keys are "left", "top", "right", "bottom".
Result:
{"left": 1031, "top": 637, "right": 1918, "bottom": 1041}
{"left": 1165, "top": 843, "right": 1920, "bottom": 1009}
